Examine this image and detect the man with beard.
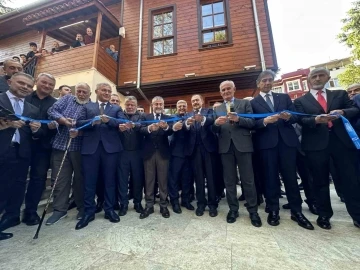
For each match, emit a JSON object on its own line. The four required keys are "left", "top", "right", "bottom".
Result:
{"left": 117, "top": 96, "right": 145, "bottom": 216}
{"left": 140, "top": 96, "right": 173, "bottom": 219}
{"left": 186, "top": 94, "right": 218, "bottom": 217}
{"left": 45, "top": 83, "right": 91, "bottom": 225}
{"left": 168, "top": 100, "right": 194, "bottom": 213}
{"left": 0, "top": 72, "right": 42, "bottom": 240}
{"left": 75, "top": 83, "right": 124, "bottom": 230}
{"left": 250, "top": 71, "right": 313, "bottom": 229}
{"left": 294, "top": 67, "right": 360, "bottom": 229}
{"left": 0, "top": 59, "right": 23, "bottom": 93}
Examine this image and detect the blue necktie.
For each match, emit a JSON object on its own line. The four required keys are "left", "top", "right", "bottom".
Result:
{"left": 13, "top": 98, "right": 22, "bottom": 143}
{"left": 265, "top": 94, "right": 274, "bottom": 112}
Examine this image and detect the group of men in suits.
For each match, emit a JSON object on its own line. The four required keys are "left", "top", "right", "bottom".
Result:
{"left": 1, "top": 66, "right": 360, "bottom": 241}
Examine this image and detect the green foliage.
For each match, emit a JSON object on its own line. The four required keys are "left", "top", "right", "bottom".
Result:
{"left": 0, "top": 0, "right": 14, "bottom": 15}
{"left": 338, "top": 63, "right": 360, "bottom": 88}
{"left": 338, "top": 1, "right": 360, "bottom": 87}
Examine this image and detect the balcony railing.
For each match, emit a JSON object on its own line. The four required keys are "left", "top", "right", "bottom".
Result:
{"left": 23, "top": 56, "right": 38, "bottom": 78}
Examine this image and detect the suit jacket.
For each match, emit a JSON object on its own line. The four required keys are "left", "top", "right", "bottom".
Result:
{"left": 250, "top": 93, "right": 299, "bottom": 150}
{"left": 140, "top": 113, "right": 173, "bottom": 160}
{"left": 213, "top": 99, "right": 254, "bottom": 153}
{"left": 76, "top": 102, "right": 124, "bottom": 155}
{"left": 0, "top": 93, "right": 42, "bottom": 158}
{"left": 185, "top": 108, "right": 217, "bottom": 155}
{"left": 119, "top": 112, "right": 145, "bottom": 151}
{"left": 294, "top": 90, "right": 359, "bottom": 151}
{"left": 169, "top": 113, "right": 188, "bottom": 158}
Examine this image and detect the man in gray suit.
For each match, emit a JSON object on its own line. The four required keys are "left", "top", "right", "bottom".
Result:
{"left": 212, "top": 80, "right": 261, "bottom": 227}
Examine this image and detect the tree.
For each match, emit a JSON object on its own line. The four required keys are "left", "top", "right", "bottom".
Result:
{"left": 338, "top": 1, "right": 360, "bottom": 87}
{"left": 0, "top": 0, "right": 14, "bottom": 15}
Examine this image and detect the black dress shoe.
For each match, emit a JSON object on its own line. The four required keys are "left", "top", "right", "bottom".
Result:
{"left": 195, "top": 207, "right": 205, "bottom": 216}
{"left": 105, "top": 211, "right": 120, "bottom": 223}
{"left": 267, "top": 211, "right": 280, "bottom": 226}
{"left": 238, "top": 194, "right": 245, "bottom": 201}
{"left": 134, "top": 203, "right": 144, "bottom": 213}
{"left": 354, "top": 220, "right": 360, "bottom": 228}
{"left": 291, "top": 212, "right": 314, "bottom": 230}
{"left": 226, "top": 211, "right": 239, "bottom": 223}
{"left": 95, "top": 201, "right": 104, "bottom": 213}
{"left": 0, "top": 232, "right": 13, "bottom": 241}
{"left": 22, "top": 212, "right": 40, "bottom": 226}
{"left": 75, "top": 214, "right": 95, "bottom": 230}
{"left": 250, "top": 213, "right": 262, "bottom": 227}
{"left": 209, "top": 208, "right": 218, "bottom": 217}
{"left": 181, "top": 202, "right": 195, "bottom": 211}
{"left": 316, "top": 216, "right": 331, "bottom": 230}
{"left": 140, "top": 207, "right": 154, "bottom": 219}
{"left": 118, "top": 205, "right": 128, "bottom": 216}
{"left": 282, "top": 203, "right": 290, "bottom": 210}
{"left": 0, "top": 217, "right": 20, "bottom": 231}
{"left": 160, "top": 207, "right": 170, "bottom": 218}
{"left": 307, "top": 204, "right": 318, "bottom": 215}
{"left": 172, "top": 204, "right": 182, "bottom": 214}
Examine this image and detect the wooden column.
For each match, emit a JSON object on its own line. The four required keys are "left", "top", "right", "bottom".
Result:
{"left": 39, "top": 29, "right": 47, "bottom": 51}
{"left": 92, "top": 11, "right": 103, "bottom": 68}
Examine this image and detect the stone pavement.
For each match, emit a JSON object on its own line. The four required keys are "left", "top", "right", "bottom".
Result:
{"left": 0, "top": 185, "right": 359, "bottom": 270}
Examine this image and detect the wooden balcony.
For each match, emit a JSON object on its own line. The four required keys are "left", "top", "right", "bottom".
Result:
{"left": 35, "top": 42, "right": 118, "bottom": 84}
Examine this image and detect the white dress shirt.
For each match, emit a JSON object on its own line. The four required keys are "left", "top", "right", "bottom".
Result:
{"left": 6, "top": 90, "right": 24, "bottom": 143}
{"left": 310, "top": 89, "right": 327, "bottom": 101}
{"left": 259, "top": 90, "right": 274, "bottom": 105}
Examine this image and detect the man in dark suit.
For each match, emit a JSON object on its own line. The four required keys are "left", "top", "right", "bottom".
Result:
{"left": 75, "top": 83, "right": 124, "bottom": 230}
{"left": 0, "top": 59, "right": 23, "bottom": 94}
{"left": 212, "top": 82, "right": 261, "bottom": 227}
{"left": 294, "top": 67, "right": 360, "bottom": 229}
{"left": 118, "top": 96, "right": 145, "bottom": 216}
{"left": 0, "top": 72, "right": 42, "bottom": 240}
{"left": 185, "top": 94, "right": 218, "bottom": 217}
{"left": 250, "top": 71, "right": 313, "bottom": 230}
{"left": 140, "top": 96, "right": 173, "bottom": 219}
{"left": 168, "top": 100, "right": 194, "bottom": 213}
{"left": 22, "top": 73, "right": 57, "bottom": 226}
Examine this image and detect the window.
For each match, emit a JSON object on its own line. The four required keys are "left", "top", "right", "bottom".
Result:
{"left": 302, "top": 81, "right": 308, "bottom": 91}
{"left": 286, "top": 80, "right": 300, "bottom": 91}
{"left": 272, "top": 86, "right": 283, "bottom": 93}
{"left": 148, "top": 6, "right": 176, "bottom": 57}
{"left": 325, "top": 78, "right": 340, "bottom": 88}
{"left": 164, "top": 104, "right": 177, "bottom": 115}
{"left": 198, "top": 0, "right": 231, "bottom": 48}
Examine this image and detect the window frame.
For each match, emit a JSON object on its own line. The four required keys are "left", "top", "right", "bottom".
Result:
{"left": 302, "top": 80, "right": 308, "bottom": 91}
{"left": 148, "top": 5, "right": 177, "bottom": 57}
{"left": 286, "top": 80, "right": 301, "bottom": 92}
{"left": 197, "top": 0, "right": 232, "bottom": 49}
{"left": 272, "top": 86, "right": 283, "bottom": 93}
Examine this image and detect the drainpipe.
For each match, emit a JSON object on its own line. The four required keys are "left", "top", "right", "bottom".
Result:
{"left": 136, "top": 0, "right": 150, "bottom": 104}
{"left": 252, "top": 0, "right": 266, "bottom": 71}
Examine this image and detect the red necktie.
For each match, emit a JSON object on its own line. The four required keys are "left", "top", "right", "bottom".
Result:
{"left": 317, "top": 91, "right": 332, "bottom": 128}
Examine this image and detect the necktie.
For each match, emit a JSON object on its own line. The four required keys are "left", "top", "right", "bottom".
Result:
{"left": 156, "top": 114, "right": 160, "bottom": 120}
{"left": 317, "top": 91, "right": 332, "bottom": 128}
{"left": 13, "top": 98, "right": 22, "bottom": 143}
{"left": 99, "top": 103, "right": 105, "bottom": 115}
{"left": 265, "top": 94, "right": 274, "bottom": 112}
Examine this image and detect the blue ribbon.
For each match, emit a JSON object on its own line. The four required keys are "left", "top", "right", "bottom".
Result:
{"left": 16, "top": 111, "right": 360, "bottom": 150}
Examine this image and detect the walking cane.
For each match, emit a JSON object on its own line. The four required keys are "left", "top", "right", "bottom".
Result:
{"left": 33, "top": 138, "right": 73, "bottom": 239}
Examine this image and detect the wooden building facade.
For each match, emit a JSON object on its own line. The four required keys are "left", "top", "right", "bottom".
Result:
{"left": 0, "top": 0, "right": 277, "bottom": 111}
